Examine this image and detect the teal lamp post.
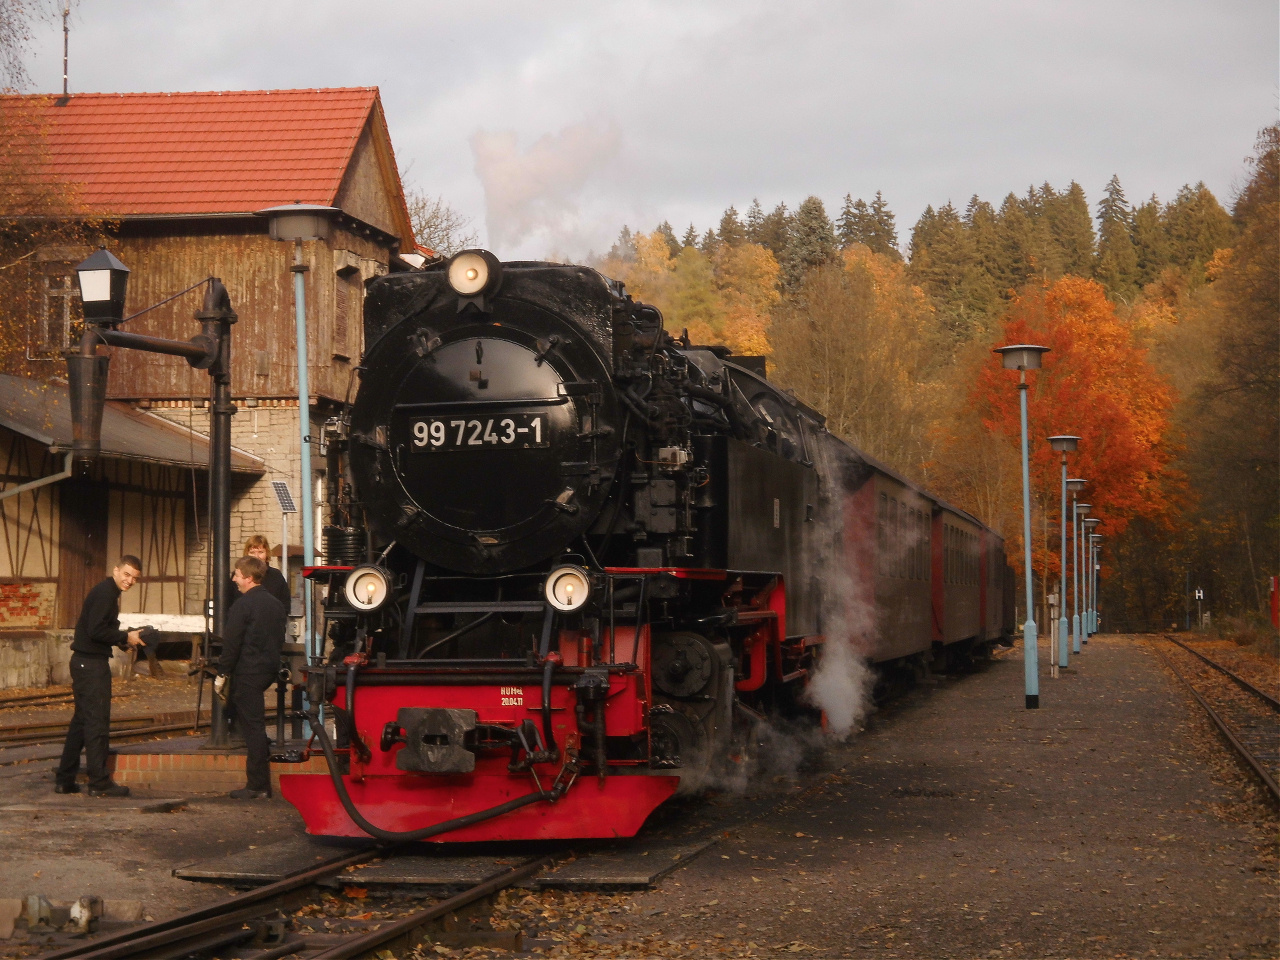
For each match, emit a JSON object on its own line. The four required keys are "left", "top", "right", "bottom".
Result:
{"left": 1066, "top": 479, "right": 1086, "bottom": 653}
{"left": 1084, "top": 520, "right": 1101, "bottom": 634}
{"left": 258, "top": 203, "right": 339, "bottom": 665}
{"left": 995, "top": 344, "right": 1050, "bottom": 709}
{"left": 1047, "top": 437, "right": 1080, "bottom": 670}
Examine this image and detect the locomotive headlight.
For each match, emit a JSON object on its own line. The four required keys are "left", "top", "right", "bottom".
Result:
{"left": 545, "top": 564, "right": 591, "bottom": 613}
{"left": 343, "top": 565, "right": 391, "bottom": 612}
{"left": 447, "top": 249, "right": 502, "bottom": 298}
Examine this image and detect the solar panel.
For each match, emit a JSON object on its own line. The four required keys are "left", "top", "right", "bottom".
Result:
{"left": 271, "top": 480, "right": 297, "bottom": 513}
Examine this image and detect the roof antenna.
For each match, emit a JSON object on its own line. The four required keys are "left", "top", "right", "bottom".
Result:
{"left": 61, "top": 5, "right": 69, "bottom": 96}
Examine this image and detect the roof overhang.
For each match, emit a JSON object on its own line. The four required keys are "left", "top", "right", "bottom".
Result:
{"left": 0, "top": 375, "right": 265, "bottom": 473}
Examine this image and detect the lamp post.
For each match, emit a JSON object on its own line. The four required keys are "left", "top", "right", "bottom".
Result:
{"left": 1047, "top": 437, "right": 1080, "bottom": 671}
{"left": 258, "top": 204, "right": 338, "bottom": 665}
{"left": 1088, "top": 530, "right": 1102, "bottom": 634}
{"left": 1076, "top": 504, "right": 1092, "bottom": 644}
{"left": 70, "top": 249, "right": 238, "bottom": 744}
{"left": 1083, "top": 517, "right": 1100, "bottom": 637}
{"left": 994, "top": 344, "right": 1050, "bottom": 709}
{"left": 1066, "top": 479, "right": 1086, "bottom": 653}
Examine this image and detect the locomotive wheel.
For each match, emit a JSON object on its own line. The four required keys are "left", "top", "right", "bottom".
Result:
{"left": 652, "top": 631, "right": 719, "bottom": 698}
{"left": 649, "top": 708, "right": 707, "bottom": 774}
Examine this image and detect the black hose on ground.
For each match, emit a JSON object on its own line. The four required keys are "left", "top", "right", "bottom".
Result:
{"left": 309, "top": 714, "right": 551, "bottom": 842}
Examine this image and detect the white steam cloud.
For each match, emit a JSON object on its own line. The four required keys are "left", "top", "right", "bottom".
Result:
{"left": 802, "top": 472, "right": 877, "bottom": 739}
{"left": 470, "top": 121, "right": 622, "bottom": 256}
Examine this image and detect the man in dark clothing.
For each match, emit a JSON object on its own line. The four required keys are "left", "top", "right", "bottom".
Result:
{"left": 56, "top": 556, "right": 146, "bottom": 797}
{"left": 219, "top": 555, "right": 287, "bottom": 799}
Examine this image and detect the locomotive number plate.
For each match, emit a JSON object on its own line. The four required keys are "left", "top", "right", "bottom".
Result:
{"left": 410, "top": 414, "right": 549, "bottom": 452}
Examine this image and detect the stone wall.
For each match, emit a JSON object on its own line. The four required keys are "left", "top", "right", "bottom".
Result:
{"left": 153, "top": 401, "right": 322, "bottom": 615}
{"left": 0, "top": 631, "right": 72, "bottom": 689}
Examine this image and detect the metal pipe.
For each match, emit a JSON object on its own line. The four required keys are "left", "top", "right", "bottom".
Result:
{"left": 292, "top": 242, "right": 316, "bottom": 663}
{"left": 202, "top": 282, "right": 236, "bottom": 746}
{"left": 0, "top": 452, "right": 72, "bottom": 503}
{"left": 95, "top": 328, "right": 213, "bottom": 363}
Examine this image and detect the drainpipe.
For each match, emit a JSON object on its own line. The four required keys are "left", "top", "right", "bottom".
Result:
{"left": 0, "top": 452, "right": 74, "bottom": 502}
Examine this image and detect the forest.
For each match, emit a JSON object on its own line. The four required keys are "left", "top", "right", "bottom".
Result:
{"left": 593, "top": 128, "right": 1279, "bottom": 632}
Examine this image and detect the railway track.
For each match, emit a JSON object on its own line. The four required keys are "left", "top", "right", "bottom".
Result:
{"left": 36, "top": 847, "right": 555, "bottom": 960}
{"left": 1154, "top": 634, "right": 1280, "bottom": 803}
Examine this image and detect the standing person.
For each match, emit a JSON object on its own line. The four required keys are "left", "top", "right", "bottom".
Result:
{"left": 217, "top": 555, "right": 287, "bottom": 799}
{"left": 55, "top": 557, "right": 147, "bottom": 797}
{"left": 243, "top": 535, "right": 291, "bottom": 610}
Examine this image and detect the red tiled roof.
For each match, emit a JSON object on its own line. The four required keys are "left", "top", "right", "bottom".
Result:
{"left": 4, "top": 88, "right": 382, "bottom": 216}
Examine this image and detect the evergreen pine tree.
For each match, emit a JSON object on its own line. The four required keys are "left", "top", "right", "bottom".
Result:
{"left": 745, "top": 199, "right": 765, "bottom": 244}
{"left": 755, "top": 203, "right": 792, "bottom": 258}
{"left": 1095, "top": 174, "right": 1139, "bottom": 301}
{"left": 681, "top": 223, "right": 699, "bottom": 249}
{"left": 1161, "top": 182, "right": 1236, "bottom": 273}
{"left": 699, "top": 228, "right": 719, "bottom": 255}
{"left": 781, "top": 196, "right": 838, "bottom": 289}
{"left": 992, "top": 192, "right": 1036, "bottom": 290}
{"left": 837, "top": 194, "right": 858, "bottom": 249}
{"left": 718, "top": 205, "right": 747, "bottom": 246}
{"left": 656, "top": 221, "right": 681, "bottom": 258}
{"left": 1130, "top": 197, "right": 1168, "bottom": 287}
{"left": 608, "top": 226, "right": 636, "bottom": 263}
{"left": 868, "top": 191, "right": 901, "bottom": 259}
{"left": 1051, "top": 181, "right": 1096, "bottom": 276}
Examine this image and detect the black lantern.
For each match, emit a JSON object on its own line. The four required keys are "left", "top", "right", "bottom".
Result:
{"left": 75, "top": 247, "right": 130, "bottom": 325}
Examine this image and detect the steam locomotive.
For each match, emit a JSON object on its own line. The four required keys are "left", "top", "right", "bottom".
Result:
{"left": 278, "top": 251, "right": 1015, "bottom": 842}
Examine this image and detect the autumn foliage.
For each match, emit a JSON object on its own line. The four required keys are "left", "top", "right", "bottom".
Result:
{"left": 961, "top": 276, "right": 1181, "bottom": 579}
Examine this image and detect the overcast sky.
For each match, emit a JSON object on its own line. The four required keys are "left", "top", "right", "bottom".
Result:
{"left": 22, "top": 1, "right": 1279, "bottom": 260}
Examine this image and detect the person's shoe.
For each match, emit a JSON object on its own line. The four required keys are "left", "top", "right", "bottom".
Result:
{"left": 228, "top": 787, "right": 271, "bottom": 800}
{"left": 87, "top": 782, "right": 130, "bottom": 798}
{"left": 53, "top": 781, "right": 80, "bottom": 795}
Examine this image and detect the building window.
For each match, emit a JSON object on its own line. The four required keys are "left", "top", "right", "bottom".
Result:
{"left": 36, "top": 263, "right": 78, "bottom": 353}
{"left": 333, "top": 268, "right": 361, "bottom": 360}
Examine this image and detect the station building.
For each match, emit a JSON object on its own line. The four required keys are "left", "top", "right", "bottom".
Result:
{"left": 0, "top": 87, "right": 422, "bottom": 686}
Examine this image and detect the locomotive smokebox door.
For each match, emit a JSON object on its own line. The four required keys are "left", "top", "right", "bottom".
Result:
{"left": 393, "top": 707, "right": 478, "bottom": 773}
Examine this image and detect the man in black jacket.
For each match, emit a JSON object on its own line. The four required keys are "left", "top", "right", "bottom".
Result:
{"left": 55, "top": 556, "right": 147, "bottom": 797}
{"left": 218, "top": 555, "right": 287, "bottom": 800}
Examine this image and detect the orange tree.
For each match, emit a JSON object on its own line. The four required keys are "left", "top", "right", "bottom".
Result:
{"left": 969, "top": 276, "right": 1183, "bottom": 585}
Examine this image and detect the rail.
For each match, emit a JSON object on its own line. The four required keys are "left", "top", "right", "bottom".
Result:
{"left": 1151, "top": 637, "right": 1279, "bottom": 803}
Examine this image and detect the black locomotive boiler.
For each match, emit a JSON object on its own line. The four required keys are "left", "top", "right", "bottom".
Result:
{"left": 280, "top": 250, "right": 1015, "bottom": 841}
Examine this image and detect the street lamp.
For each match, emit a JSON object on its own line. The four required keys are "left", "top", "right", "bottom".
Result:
{"left": 257, "top": 203, "right": 339, "bottom": 665}
{"left": 70, "top": 250, "right": 238, "bottom": 744}
{"left": 1085, "top": 524, "right": 1102, "bottom": 634}
{"left": 1082, "top": 517, "right": 1100, "bottom": 636}
{"left": 1066, "top": 479, "right": 1086, "bottom": 653}
{"left": 1076, "top": 504, "right": 1092, "bottom": 644}
{"left": 994, "top": 343, "right": 1050, "bottom": 709}
{"left": 1047, "top": 437, "right": 1079, "bottom": 671}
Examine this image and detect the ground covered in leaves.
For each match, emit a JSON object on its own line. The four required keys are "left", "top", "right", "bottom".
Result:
{"left": 405, "top": 636, "right": 1276, "bottom": 959}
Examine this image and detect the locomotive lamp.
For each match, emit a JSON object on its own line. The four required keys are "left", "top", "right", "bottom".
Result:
{"left": 545, "top": 564, "right": 591, "bottom": 613}
{"left": 343, "top": 565, "right": 392, "bottom": 612}
{"left": 1047, "top": 436, "right": 1080, "bottom": 672}
{"left": 993, "top": 343, "right": 1049, "bottom": 709}
{"left": 1066, "top": 478, "right": 1087, "bottom": 653}
{"left": 446, "top": 249, "right": 503, "bottom": 302}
